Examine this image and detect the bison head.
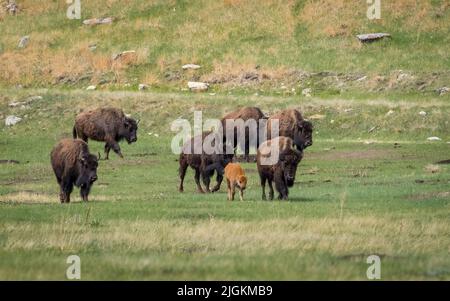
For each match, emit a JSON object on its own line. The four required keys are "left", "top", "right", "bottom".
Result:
{"left": 237, "top": 175, "right": 247, "bottom": 190}
{"left": 120, "top": 117, "right": 139, "bottom": 144}
{"left": 75, "top": 152, "right": 99, "bottom": 201}
{"left": 293, "top": 120, "right": 313, "bottom": 151}
{"left": 279, "top": 149, "right": 302, "bottom": 187}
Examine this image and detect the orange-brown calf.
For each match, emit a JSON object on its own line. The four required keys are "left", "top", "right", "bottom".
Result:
{"left": 224, "top": 163, "right": 247, "bottom": 201}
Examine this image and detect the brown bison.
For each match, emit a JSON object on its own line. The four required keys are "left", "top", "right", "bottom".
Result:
{"left": 266, "top": 109, "right": 313, "bottom": 151}
{"left": 73, "top": 107, "right": 138, "bottom": 159}
{"left": 221, "top": 106, "right": 267, "bottom": 162}
{"left": 256, "top": 136, "right": 303, "bottom": 200}
{"left": 179, "top": 131, "right": 234, "bottom": 193}
{"left": 51, "top": 139, "right": 99, "bottom": 203}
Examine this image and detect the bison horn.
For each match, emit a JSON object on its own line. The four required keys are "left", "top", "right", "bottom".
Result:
{"left": 136, "top": 119, "right": 140, "bottom": 125}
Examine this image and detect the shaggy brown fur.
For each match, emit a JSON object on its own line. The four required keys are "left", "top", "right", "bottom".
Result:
{"left": 266, "top": 109, "right": 313, "bottom": 151}
{"left": 179, "top": 131, "right": 234, "bottom": 193}
{"left": 221, "top": 106, "right": 267, "bottom": 162}
{"left": 73, "top": 107, "right": 138, "bottom": 159}
{"left": 256, "top": 136, "right": 303, "bottom": 200}
{"left": 50, "top": 139, "right": 99, "bottom": 203}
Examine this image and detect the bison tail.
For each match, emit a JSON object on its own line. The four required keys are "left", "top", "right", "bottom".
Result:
{"left": 72, "top": 126, "right": 77, "bottom": 139}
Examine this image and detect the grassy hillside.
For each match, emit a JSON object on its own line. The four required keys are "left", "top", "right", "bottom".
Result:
{"left": 0, "top": 0, "right": 449, "bottom": 95}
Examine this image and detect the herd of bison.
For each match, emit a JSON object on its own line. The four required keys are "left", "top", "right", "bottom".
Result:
{"left": 50, "top": 106, "right": 313, "bottom": 203}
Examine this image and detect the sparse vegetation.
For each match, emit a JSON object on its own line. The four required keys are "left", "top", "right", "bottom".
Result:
{"left": 0, "top": 0, "right": 449, "bottom": 95}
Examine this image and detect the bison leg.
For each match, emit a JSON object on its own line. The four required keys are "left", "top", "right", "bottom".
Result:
{"left": 104, "top": 143, "right": 111, "bottom": 160}
{"left": 211, "top": 172, "right": 223, "bottom": 192}
{"left": 201, "top": 171, "right": 211, "bottom": 193}
{"left": 60, "top": 181, "right": 73, "bottom": 203}
{"left": 178, "top": 158, "right": 188, "bottom": 192}
{"left": 107, "top": 139, "right": 123, "bottom": 158}
{"left": 244, "top": 139, "right": 250, "bottom": 162}
{"left": 260, "top": 176, "right": 267, "bottom": 200}
{"left": 112, "top": 142, "right": 124, "bottom": 158}
{"left": 227, "top": 179, "right": 232, "bottom": 201}
{"left": 194, "top": 169, "right": 205, "bottom": 193}
{"left": 275, "top": 179, "right": 288, "bottom": 200}
{"left": 231, "top": 184, "right": 236, "bottom": 201}
{"left": 268, "top": 179, "right": 274, "bottom": 201}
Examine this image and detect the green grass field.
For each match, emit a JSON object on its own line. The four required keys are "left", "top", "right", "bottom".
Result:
{"left": 0, "top": 89, "right": 449, "bottom": 280}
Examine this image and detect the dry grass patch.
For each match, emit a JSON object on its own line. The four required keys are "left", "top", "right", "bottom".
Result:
{"left": 2, "top": 216, "right": 449, "bottom": 256}
{"left": 0, "top": 192, "right": 118, "bottom": 204}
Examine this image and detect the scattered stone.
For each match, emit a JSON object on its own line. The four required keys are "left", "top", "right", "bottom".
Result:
{"left": 368, "top": 126, "right": 377, "bottom": 133}
{"left": 343, "top": 108, "right": 353, "bottom": 113}
{"left": 419, "top": 111, "right": 427, "bottom": 116}
{"left": 112, "top": 50, "right": 136, "bottom": 61}
{"left": 83, "top": 17, "right": 113, "bottom": 26}
{"left": 88, "top": 44, "right": 97, "bottom": 51}
{"left": 182, "top": 64, "right": 201, "bottom": 70}
{"left": 356, "top": 75, "right": 367, "bottom": 82}
{"left": 356, "top": 33, "right": 391, "bottom": 43}
{"left": 86, "top": 85, "right": 96, "bottom": 91}
{"left": 188, "top": 81, "right": 209, "bottom": 92}
{"left": 437, "top": 87, "right": 450, "bottom": 96}
{"left": 301, "top": 88, "right": 312, "bottom": 97}
{"left": 27, "top": 95, "right": 43, "bottom": 102}
{"left": 309, "top": 114, "right": 326, "bottom": 120}
{"left": 396, "top": 72, "right": 410, "bottom": 82}
{"left": 330, "top": 120, "right": 335, "bottom": 124}
{"left": 5, "top": 115, "right": 22, "bottom": 126}
{"left": 385, "top": 110, "right": 394, "bottom": 116}
{"left": 427, "top": 137, "right": 442, "bottom": 141}
{"left": 164, "top": 70, "right": 181, "bottom": 81}
{"left": 18, "top": 35, "right": 29, "bottom": 48}
{"left": 138, "top": 84, "right": 148, "bottom": 91}
{"left": 6, "top": 0, "right": 18, "bottom": 15}
{"left": 364, "top": 140, "right": 375, "bottom": 145}
{"left": 8, "top": 97, "right": 38, "bottom": 108}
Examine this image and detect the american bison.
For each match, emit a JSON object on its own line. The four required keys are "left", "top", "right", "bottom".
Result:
{"left": 266, "top": 109, "right": 313, "bottom": 151}
{"left": 73, "top": 107, "right": 138, "bottom": 159}
{"left": 256, "top": 136, "right": 303, "bottom": 200}
{"left": 221, "top": 106, "right": 267, "bottom": 162}
{"left": 50, "top": 139, "right": 99, "bottom": 203}
{"left": 178, "top": 131, "right": 234, "bottom": 193}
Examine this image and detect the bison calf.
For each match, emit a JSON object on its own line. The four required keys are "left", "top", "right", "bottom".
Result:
{"left": 257, "top": 136, "right": 303, "bottom": 200}
{"left": 51, "top": 139, "right": 99, "bottom": 203}
{"left": 179, "top": 131, "right": 233, "bottom": 193}
{"left": 73, "top": 107, "right": 138, "bottom": 159}
{"left": 267, "top": 109, "right": 313, "bottom": 151}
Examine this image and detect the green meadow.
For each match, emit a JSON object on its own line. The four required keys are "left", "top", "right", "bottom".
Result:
{"left": 0, "top": 89, "right": 449, "bottom": 280}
